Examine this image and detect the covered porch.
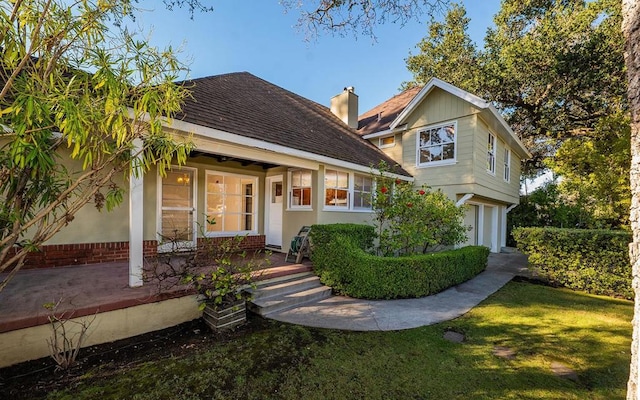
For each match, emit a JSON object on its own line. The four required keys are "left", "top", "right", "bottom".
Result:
{"left": 0, "top": 252, "right": 312, "bottom": 368}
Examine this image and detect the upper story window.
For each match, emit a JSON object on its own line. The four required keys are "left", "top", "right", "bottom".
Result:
{"left": 289, "top": 169, "right": 312, "bottom": 209}
{"left": 325, "top": 170, "right": 349, "bottom": 209}
{"left": 324, "top": 169, "right": 373, "bottom": 211}
{"left": 417, "top": 121, "right": 456, "bottom": 167}
{"left": 504, "top": 148, "right": 511, "bottom": 182}
{"left": 205, "top": 171, "right": 257, "bottom": 235}
{"left": 487, "top": 133, "right": 496, "bottom": 175}
{"left": 378, "top": 135, "right": 395, "bottom": 149}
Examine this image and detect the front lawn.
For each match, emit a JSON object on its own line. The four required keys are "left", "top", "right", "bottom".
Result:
{"left": 17, "top": 281, "right": 635, "bottom": 399}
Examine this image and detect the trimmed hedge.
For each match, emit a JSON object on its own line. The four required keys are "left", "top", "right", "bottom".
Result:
{"left": 513, "top": 227, "right": 632, "bottom": 299}
{"left": 310, "top": 224, "right": 489, "bottom": 300}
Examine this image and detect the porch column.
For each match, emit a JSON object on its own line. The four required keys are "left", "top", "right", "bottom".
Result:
{"left": 129, "top": 138, "right": 144, "bottom": 287}
{"left": 477, "top": 204, "right": 484, "bottom": 248}
{"left": 491, "top": 206, "right": 499, "bottom": 253}
{"left": 501, "top": 206, "right": 507, "bottom": 248}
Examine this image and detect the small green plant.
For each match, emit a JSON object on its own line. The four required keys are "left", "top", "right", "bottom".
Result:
{"left": 43, "top": 299, "right": 96, "bottom": 371}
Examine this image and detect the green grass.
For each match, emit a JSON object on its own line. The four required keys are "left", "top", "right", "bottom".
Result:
{"left": 48, "top": 281, "right": 633, "bottom": 400}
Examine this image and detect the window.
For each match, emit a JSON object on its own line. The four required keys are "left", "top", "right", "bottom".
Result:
{"left": 205, "top": 171, "right": 257, "bottom": 235}
{"left": 378, "top": 135, "right": 395, "bottom": 148}
{"left": 289, "top": 169, "right": 312, "bottom": 209}
{"left": 487, "top": 133, "right": 496, "bottom": 174}
{"left": 325, "top": 169, "right": 349, "bottom": 208}
{"left": 417, "top": 122, "right": 456, "bottom": 166}
{"left": 353, "top": 174, "right": 373, "bottom": 210}
{"left": 504, "top": 148, "right": 511, "bottom": 182}
{"left": 324, "top": 170, "right": 373, "bottom": 211}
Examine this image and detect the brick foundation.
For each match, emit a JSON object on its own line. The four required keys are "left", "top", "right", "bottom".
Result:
{"left": 13, "top": 235, "right": 266, "bottom": 269}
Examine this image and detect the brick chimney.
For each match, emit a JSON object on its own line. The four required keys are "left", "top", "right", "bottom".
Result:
{"left": 330, "top": 86, "right": 359, "bottom": 129}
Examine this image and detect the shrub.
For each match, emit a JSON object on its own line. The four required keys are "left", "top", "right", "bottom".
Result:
{"left": 310, "top": 224, "right": 489, "bottom": 299}
{"left": 310, "top": 223, "right": 375, "bottom": 253}
{"left": 513, "top": 227, "right": 632, "bottom": 299}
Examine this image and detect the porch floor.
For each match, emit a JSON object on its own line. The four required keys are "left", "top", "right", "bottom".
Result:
{"left": 0, "top": 252, "right": 311, "bottom": 334}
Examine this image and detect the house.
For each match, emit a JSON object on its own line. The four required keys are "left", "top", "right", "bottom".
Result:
{"left": 355, "top": 78, "right": 531, "bottom": 253}
{"left": 20, "top": 73, "right": 528, "bottom": 287}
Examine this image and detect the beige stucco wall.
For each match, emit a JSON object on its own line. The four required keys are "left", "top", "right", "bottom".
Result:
{"left": 0, "top": 295, "right": 201, "bottom": 368}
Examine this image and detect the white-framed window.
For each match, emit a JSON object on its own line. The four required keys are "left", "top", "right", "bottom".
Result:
{"left": 417, "top": 121, "right": 456, "bottom": 167}
{"left": 324, "top": 169, "right": 349, "bottom": 209}
{"left": 324, "top": 169, "right": 373, "bottom": 211}
{"left": 353, "top": 173, "right": 373, "bottom": 210}
{"left": 288, "top": 169, "right": 313, "bottom": 210}
{"left": 205, "top": 171, "right": 258, "bottom": 235}
{"left": 487, "top": 133, "right": 496, "bottom": 175}
{"left": 378, "top": 135, "right": 395, "bottom": 149}
{"left": 504, "top": 148, "right": 511, "bottom": 182}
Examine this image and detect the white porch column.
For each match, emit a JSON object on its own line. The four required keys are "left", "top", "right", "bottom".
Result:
{"left": 129, "top": 138, "right": 144, "bottom": 287}
{"left": 501, "top": 206, "right": 508, "bottom": 248}
{"left": 491, "top": 206, "right": 499, "bottom": 253}
{"left": 477, "top": 204, "right": 484, "bottom": 248}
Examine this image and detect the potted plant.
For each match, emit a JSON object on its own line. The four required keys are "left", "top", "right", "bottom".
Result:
{"left": 148, "top": 226, "right": 269, "bottom": 331}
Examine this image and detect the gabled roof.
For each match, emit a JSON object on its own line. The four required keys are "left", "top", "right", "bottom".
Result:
{"left": 357, "top": 78, "right": 531, "bottom": 159}
{"left": 174, "top": 72, "right": 410, "bottom": 177}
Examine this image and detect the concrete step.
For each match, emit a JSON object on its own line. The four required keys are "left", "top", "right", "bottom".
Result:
{"left": 248, "top": 285, "right": 332, "bottom": 316}
{"left": 248, "top": 275, "right": 322, "bottom": 300}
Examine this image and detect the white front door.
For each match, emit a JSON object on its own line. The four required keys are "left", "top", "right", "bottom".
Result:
{"left": 158, "top": 168, "right": 197, "bottom": 252}
{"left": 265, "top": 175, "right": 283, "bottom": 248}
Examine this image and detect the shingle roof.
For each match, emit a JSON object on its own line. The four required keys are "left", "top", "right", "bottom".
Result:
{"left": 357, "top": 86, "right": 422, "bottom": 136}
{"left": 174, "top": 72, "right": 410, "bottom": 177}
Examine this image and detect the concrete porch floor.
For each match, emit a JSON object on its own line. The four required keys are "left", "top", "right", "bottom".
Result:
{"left": 0, "top": 252, "right": 310, "bottom": 334}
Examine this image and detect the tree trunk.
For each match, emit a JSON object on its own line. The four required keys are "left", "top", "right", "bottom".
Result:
{"left": 625, "top": 0, "right": 640, "bottom": 398}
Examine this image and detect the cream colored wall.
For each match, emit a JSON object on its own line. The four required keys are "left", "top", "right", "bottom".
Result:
{"left": 376, "top": 133, "right": 403, "bottom": 164}
{"left": 401, "top": 88, "right": 478, "bottom": 192}
{"left": 43, "top": 148, "right": 130, "bottom": 245}
{"left": 472, "top": 118, "right": 520, "bottom": 205}
{"left": 461, "top": 205, "right": 477, "bottom": 247}
{"left": 0, "top": 295, "right": 201, "bottom": 368}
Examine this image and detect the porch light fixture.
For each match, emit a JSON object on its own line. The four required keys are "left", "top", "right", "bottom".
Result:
{"left": 176, "top": 173, "right": 190, "bottom": 185}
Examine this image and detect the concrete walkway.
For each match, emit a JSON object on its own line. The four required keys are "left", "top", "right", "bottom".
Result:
{"left": 267, "top": 252, "right": 529, "bottom": 331}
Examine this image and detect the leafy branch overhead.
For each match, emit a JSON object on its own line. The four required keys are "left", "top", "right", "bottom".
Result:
{"left": 0, "top": 0, "right": 193, "bottom": 291}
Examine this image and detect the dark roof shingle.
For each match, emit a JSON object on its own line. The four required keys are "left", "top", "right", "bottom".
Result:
{"left": 175, "top": 72, "right": 409, "bottom": 177}
{"left": 357, "top": 86, "right": 422, "bottom": 136}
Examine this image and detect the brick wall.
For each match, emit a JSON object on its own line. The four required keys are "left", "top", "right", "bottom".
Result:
{"left": 14, "top": 241, "right": 158, "bottom": 269}
{"left": 13, "top": 235, "right": 265, "bottom": 269}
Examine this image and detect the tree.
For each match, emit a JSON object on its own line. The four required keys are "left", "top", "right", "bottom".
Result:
{"left": 623, "top": 0, "right": 640, "bottom": 397}
{"left": 403, "top": 2, "right": 481, "bottom": 93}
{"left": 280, "top": 0, "right": 447, "bottom": 39}
{"left": 0, "top": 0, "right": 192, "bottom": 292}
{"left": 483, "top": 0, "right": 626, "bottom": 174}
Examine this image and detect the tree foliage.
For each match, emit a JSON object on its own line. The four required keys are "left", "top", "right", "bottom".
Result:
{"left": 403, "top": 2, "right": 481, "bottom": 93}
{"left": 371, "top": 163, "right": 468, "bottom": 256}
{"left": 0, "top": 0, "right": 192, "bottom": 291}
{"left": 280, "top": 0, "right": 446, "bottom": 39}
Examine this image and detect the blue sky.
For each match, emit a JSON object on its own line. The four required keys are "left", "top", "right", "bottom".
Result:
{"left": 133, "top": 1, "right": 501, "bottom": 114}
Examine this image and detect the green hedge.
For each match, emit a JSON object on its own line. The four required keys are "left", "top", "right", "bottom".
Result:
{"left": 310, "top": 224, "right": 489, "bottom": 300}
{"left": 513, "top": 227, "right": 632, "bottom": 299}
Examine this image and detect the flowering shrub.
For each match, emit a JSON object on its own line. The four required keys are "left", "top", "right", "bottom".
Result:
{"left": 372, "top": 162, "right": 468, "bottom": 256}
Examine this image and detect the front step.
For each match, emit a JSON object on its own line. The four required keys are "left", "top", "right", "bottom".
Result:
{"left": 247, "top": 273, "right": 332, "bottom": 316}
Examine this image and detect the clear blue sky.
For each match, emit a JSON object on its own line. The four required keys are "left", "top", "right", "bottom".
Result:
{"left": 133, "top": 1, "right": 501, "bottom": 114}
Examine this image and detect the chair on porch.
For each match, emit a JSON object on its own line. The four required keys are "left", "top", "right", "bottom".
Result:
{"left": 285, "top": 226, "right": 312, "bottom": 264}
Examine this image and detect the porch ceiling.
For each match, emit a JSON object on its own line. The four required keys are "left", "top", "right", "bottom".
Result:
{"left": 190, "top": 150, "right": 279, "bottom": 170}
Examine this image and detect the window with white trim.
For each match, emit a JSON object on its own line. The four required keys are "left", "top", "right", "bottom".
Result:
{"left": 504, "top": 148, "right": 511, "bottom": 182}
{"left": 353, "top": 173, "right": 373, "bottom": 210}
{"left": 205, "top": 171, "right": 257, "bottom": 235}
{"left": 487, "top": 133, "right": 496, "bottom": 174}
{"left": 324, "top": 169, "right": 349, "bottom": 209}
{"left": 324, "top": 169, "right": 373, "bottom": 211}
{"left": 378, "top": 135, "right": 395, "bottom": 148}
{"left": 417, "top": 122, "right": 456, "bottom": 166}
{"left": 289, "top": 169, "right": 312, "bottom": 209}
